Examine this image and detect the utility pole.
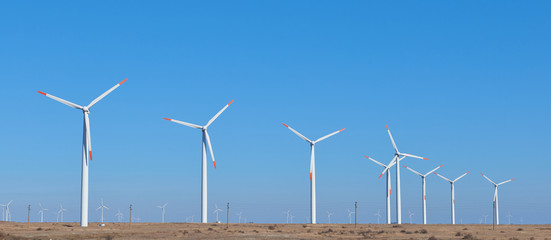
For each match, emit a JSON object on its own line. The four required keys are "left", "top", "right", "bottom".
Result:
{"left": 27, "top": 205, "right": 31, "bottom": 227}
{"left": 354, "top": 201, "right": 357, "bottom": 229}
{"left": 492, "top": 201, "right": 495, "bottom": 230}
{"left": 129, "top": 204, "right": 133, "bottom": 228}
{"left": 226, "top": 202, "right": 229, "bottom": 226}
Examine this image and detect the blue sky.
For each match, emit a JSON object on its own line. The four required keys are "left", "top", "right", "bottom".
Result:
{"left": 0, "top": 1, "right": 550, "bottom": 224}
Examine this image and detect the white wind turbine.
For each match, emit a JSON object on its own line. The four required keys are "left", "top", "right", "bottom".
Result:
{"left": 157, "top": 203, "right": 168, "bottom": 223}
{"left": 408, "top": 210, "right": 414, "bottom": 224}
{"left": 58, "top": 203, "right": 67, "bottom": 222}
{"left": 38, "top": 203, "right": 48, "bottom": 223}
{"left": 96, "top": 198, "right": 109, "bottom": 223}
{"left": 434, "top": 171, "right": 470, "bottom": 224}
{"left": 282, "top": 123, "right": 345, "bottom": 224}
{"left": 4, "top": 201, "right": 13, "bottom": 222}
{"left": 379, "top": 125, "right": 429, "bottom": 224}
{"left": 364, "top": 155, "right": 399, "bottom": 224}
{"left": 213, "top": 204, "right": 222, "bottom": 223}
{"left": 38, "top": 79, "right": 127, "bottom": 227}
{"left": 283, "top": 210, "right": 291, "bottom": 224}
{"left": 347, "top": 209, "right": 354, "bottom": 224}
{"left": 481, "top": 173, "right": 514, "bottom": 225}
{"left": 164, "top": 100, "right": 233, "bottom": 223}
{"left": 236, "top": 212, "right": 242, "bottom": 224}
{"left": 115, "top": 209, "right": 123, "bottom": 223}
{"left": 374, "top": 209, "right": 382, "bottom": 224}
{"left": 402, "top": 164, "right": 443, "bottom": 224}
{"left": 326, "top": 211, "right": 334, "bottom": 224}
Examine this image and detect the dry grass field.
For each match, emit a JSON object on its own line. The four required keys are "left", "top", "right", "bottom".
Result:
{"left": 0, "top": 222, "right": 549, "bottom": 239}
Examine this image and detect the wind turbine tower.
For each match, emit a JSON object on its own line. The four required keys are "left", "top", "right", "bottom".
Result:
{"left": 434, "top": 171, "right": 470, "bottom": 224}
{"left": 481, "top": 173, "right": 514, "bottom": 225}
{"left": 403, "top": 164, "right": 443, "bottom": 224}
{"left": 38, "top": 203, "right": 48, "bottom": 223}
{"left": 37, "top": 79, "right": 127, "bottom": 227}
{"left": 364, "top": 155, "right": 398, "bottom": 224}
{"left": 164, "top": 100, "right": 233, "bottom": 223}
{"left": 157, "top": 203, "right": 168, "bottom": 223}
{"left": 283, "top": 123, "right": 345, "bottom": 224}
{"left": 96, "top": 199, "right": 109, "bottom": 223}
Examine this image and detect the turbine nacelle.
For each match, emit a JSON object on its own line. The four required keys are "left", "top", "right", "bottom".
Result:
{"left": 82, "top": 107, "right": 90, "bottom": 113}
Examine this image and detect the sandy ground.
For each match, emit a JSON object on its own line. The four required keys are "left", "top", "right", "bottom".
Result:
{"left": 0, "top": 222, "right": 549, "bottom": 239}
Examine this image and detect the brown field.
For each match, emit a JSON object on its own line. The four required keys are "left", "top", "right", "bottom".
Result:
{"left": 0, "top": 222, "right": 549, "bottom": 239}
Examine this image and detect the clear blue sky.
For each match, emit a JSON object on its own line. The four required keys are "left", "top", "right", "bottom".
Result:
{"left": 0, "top": 1, "right": 550, "bottom": 224}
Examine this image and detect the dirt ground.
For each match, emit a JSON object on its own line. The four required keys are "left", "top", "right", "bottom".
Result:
{"left": 0, "top": 222, "right": 549, "bottom": 239}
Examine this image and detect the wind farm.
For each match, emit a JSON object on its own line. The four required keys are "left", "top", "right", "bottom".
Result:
{"left": 1, "top": 1, "right": 550, "bottom": 239}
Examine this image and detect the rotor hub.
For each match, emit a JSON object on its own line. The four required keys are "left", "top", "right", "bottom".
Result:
{"left": 82, "top": 107, "right": 90, "bottom": 113}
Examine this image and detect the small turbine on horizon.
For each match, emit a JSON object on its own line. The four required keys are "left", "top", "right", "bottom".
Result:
{"left": 403, "top": 164, "right": 443, "bottom": 224}
{"left": 38, "top": 203, "right": 48, "bottom": 223}
{"left": 115, "top": 209, "right": 123, "bottom": 223}
{"left": 96, "top": 199, "right": 109, "bottom": 223}
{"left": 481, "top": 173, "right": 514, "bottom": 225}
{"left": 213, "top": 204, "right": 223, "bottom": 223}
{"left": 157, "top": 203, "right": 168, "bottom": 223}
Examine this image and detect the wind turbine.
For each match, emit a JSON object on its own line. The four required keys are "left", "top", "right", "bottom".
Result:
{"left": 157, "top": 203, "right": 168, "bottom": 223}
{"left": 408, "top": 210, "right": 414, "bottom": 224}
{"left": 374, "top": 209, "right": 381, "bottom": 224}
{"left": 289, "top": 214, "right": 294, "bottom": 224}
{"left": 507, "top": 211, "right": 513, "bottom": 225}
{"left": 326, "top": 211, "right": 334, "bottom": 224}
{"left": 37, "top": 79, "right": 127, "bottom": 227}
{"left": 379, "top": 125, "right": 429, "bottom": 224}
{"left": 282, "top": 123, "right": 345, "bottom": 224}
{"left": 4, "top": 201, "right": 13, "bottom": 222}
{"left": 58, "top": 203, "right": 67, "bottom": 222}
{"left": 164, "top": 100, "right": 233, "bottom": 223}
{"left": 213, "top": 204, "right": 222, "bottom": 223}
{"left": 96, "top": 198, "right": 109, "bottom": 223}
{"left": 115, "top": 209, "right": 123, "bottom": 223}
{"left": 347, "top": 209, "right": 355, "bottom": 224}
{"left": 402, "top": 164, "right": 443, "bottom": 224}
{"left": 236, "top": 212, "right": 242, "bottom": 224}
{"left": 481, "top": 173, "right": 514, "bottom": 225}
{"left": 283, "top": 210, "right": 290, "bottom": 224}
{"left": 434, "top": 171, "right": 470, "bottom": 224}
{"left": 38, "top": 203, "right": 48, "bottom": 223}
{"left": 364, "top": 155, "right": 398, "bottom": 224}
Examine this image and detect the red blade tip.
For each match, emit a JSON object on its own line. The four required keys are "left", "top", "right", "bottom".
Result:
{"left": 89, "top": 151, "right": 93, "bottom": 161}
{"left": 439, "top": 164, "right": 444, "bottom": 167}
{"left": 466, "top": 171, "right": 470, "bottom": 174}
{"left": 385, "top": 125, "right": 389, "bottom": 130}
{"left": 403, "top": 165, "right": 407, "bottom": 168}
{"left": 163, "top": 118, "right": 171, "bottom": 121}
{"left": 228, "top": 100, "right": 234, "bottom": 105}
{"left": 433, "top": 172, "right": 438, "bottom": 175}
{"left": 378, "top": 173, "right": 384, "bottom": 179}
{"left": 282, "top": 123, "right": 289, "bottom": 128}
{"left": 309, "top": 172, "right": 312, "bottom": 180}
{"left": 339, "top": 128, "right": 345, "bottom": 132}
{"left": 213, "top": 161, "right": 217, "bottom": 169}
{"left": 480, "top": 173, "right": 484, "bottom": 176}
{"left": 118, "top": 78, "right": 128, "bottom": 85}
{"left": 423, "top": 158, "right": 429, "bottom": 160}
{"left": 37, "top": 91, "right": 46, "bottom": 95}
{"left": 364, "top": 155, "right": 369, "bottom": 159}
{"left": 511, "top": 178, "right": 515, "bottom": 181}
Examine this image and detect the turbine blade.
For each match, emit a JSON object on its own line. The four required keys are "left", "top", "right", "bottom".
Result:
{"left": 497, "top": 178, "right": 514, "bottom": 186}
{"left": 378, "top": 156, "right": 397, "bottom": 178}
{"left": 453, "top": 171, "right": 470, "bottom": 182}
{"left": 282, "top": 123, "right": 312, "bottom": 143}
{"left": 205, "top": 131, "right": 216, "bottom": 168}
{"left": 425, "top": 164, "right": 444, "bottom": 176}
{"left": 87, "top": 79, "right": 127, "bottom": 108}
{"left": 401, "top": 152, "right": 429, "bottom": 160}
{"left": 164, "top": 118, "right": 202, "bottom": 129}
{"left": 481, "top": 173, "right": 496, "bottom": 185}
{"left": 434, "top": 172, "right": 453, "bottom": 182}
{"left": 205, "top": 100, "right": 233, "bottom": 128}
{"left": 364, "top": 155, "right": 387, "bottom": 168}
{"left": 314, "top": 128, "right": 345, "bottom": 143}
{"left": 37, "top": 91, "right": 83, "bottom": 109}
{"left": 386, "top": 125, "right": 399, "bottom": 153}
{"left": 403, "top": 165, "right": 423, "bottom": 176}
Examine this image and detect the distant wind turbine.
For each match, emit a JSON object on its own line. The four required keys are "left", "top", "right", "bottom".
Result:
{"left": 236, "top": 212, "right": 242, "bottom": 224}
{"left": 347, "top": 209, "right": 355, "bottom": 224}
{"left": 157, "top": 203, "right": 168, "bottom": 223}
{"left": 326, "top": 211, "right": 334, "bottom": 224}
{"left": 213, "top": 204, "right": 223, "bottom": 223}
{"left": 38, "top": 79, "right": 127, "bottom": 227}
{"left": 403, "top": 164, "right": 443, "bottom": 224}
{"left": 434, "top": 171, "right": 470, "bottom": 224}
{"left": 115, "top": 209, "right": 123, "bottom": 223}
{"left": 1, "top": 200, "right": 13, "bottom": 222}
{"left": 408, "top": 210, "right": 414, "bottom": 224}
{"left": 164, "top": 100, "right": 233, "bottom": 223}
{"left": 378, "top": 125, "right": 429, "bottom": 224}
{"left": 283, "top": 210, "right": 291, "bottom": 224}
{"left": 57, "top": 203, "right": 67, "bottom": 222}
{"left": 481, "top": 173, "right": 514, "bottom": 225}
{"left": 374, "top": 209, "right": 381, "bottom": 224}
{"left": 38, "top": 203, "right": 48, "bottom": 223}
{"left": 96, "top": 199, "right": 109, "bottom": 223}
{"left": 283, "top": 123, "right": 345, "bottom": 224}
{"left": 507, "top": 211, "right": 513, "bottom": 225}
